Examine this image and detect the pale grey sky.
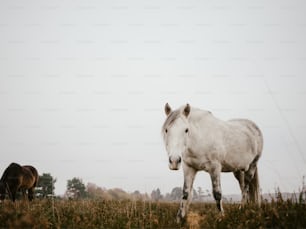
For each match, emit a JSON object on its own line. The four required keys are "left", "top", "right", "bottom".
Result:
{"left": 0, "top": 0, "right": 306, "bottom": 195}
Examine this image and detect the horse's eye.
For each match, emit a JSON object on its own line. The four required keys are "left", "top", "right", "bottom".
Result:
{"left": 185, "top": 128, "right": 189, "bottom": 133}
{"left": 165, "top": 129, "right": 168, "bottom": 133}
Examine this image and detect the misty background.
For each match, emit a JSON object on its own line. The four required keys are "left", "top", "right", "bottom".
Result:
{"left": 0, "top": 0, "right": 305, "bottom": 196}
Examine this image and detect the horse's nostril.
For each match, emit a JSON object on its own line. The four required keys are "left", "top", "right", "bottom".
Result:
{"left": 178, "top": 157, "right": 181, "bottom": 163}
{"left": 169, "top": 158, "right": 172, "bottom": 164}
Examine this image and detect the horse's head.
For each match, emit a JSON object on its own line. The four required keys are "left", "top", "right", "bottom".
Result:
{"left": 162, "top": 103, "right": 191, "bottom": 170}
{"left": 0, "top": 181, "right": 6, "bottom": 201}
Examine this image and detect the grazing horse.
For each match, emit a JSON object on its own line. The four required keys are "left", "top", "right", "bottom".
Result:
{"left": 162, "top": 103, "right": 263, "bottom": 223}
{"left": 0, "top": 163, "right": 39, "bottom": 202}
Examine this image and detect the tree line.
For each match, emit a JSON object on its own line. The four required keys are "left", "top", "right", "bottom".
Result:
{"left": 35, "top": 173, "right": 213, "bottom": 201}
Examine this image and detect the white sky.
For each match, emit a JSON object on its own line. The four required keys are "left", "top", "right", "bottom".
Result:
{"left": 0, "top": 0, "right": 306, "bottom": 196}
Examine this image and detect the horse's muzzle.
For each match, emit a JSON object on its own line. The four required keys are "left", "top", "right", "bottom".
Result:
{"left": 169, "top": 156, "right": 181, "bottom": 170}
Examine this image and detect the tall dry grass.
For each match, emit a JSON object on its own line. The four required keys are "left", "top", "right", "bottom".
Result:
{"left": 0, "top": 192, "right": 305, "bottom": 229}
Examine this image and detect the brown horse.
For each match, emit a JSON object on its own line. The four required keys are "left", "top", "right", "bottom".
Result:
{"left": 0, "top": 163, "right": 39, "bottom": 202}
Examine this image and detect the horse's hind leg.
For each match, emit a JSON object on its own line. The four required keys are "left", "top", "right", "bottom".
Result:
{"left": 21, "top": 189, "right": 27, "bottom": 200}
{"left": 28, "top": 188, "right": 34, "bottom": 201}
{"left": 245, "top": 163, "right": 259, "bottom": 203}
{"left": 234, "top": 171, "right": 247, "bottom": 204}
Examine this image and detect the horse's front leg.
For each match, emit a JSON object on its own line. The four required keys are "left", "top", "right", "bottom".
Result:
{"left": 6, "top": 185, "right": 17, "bottom": 202}
{"left": 177, "top": 164, "right": 197, "bottom": 224}
{"left": 209, "top": 163, "right": 224, "bottom": 213}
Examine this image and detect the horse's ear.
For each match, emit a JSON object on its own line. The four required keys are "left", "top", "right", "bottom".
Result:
{"left": 183, "top": 103, "right": 190, "bottom": 117}
{"left": 165, "top": 103, "right": 172, "bottom": 116}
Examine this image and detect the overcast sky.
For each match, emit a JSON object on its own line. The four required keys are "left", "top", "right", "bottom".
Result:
{"left": 0, "top": 0, "right": 306, "bottom": 196}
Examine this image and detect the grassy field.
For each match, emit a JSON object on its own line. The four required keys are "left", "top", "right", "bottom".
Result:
{"left": 0, "top": 196, "right": 305, "bottom": 229}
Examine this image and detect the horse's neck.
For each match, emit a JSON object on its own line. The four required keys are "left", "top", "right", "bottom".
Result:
{"left": 189, "top": 109, "right": 224, "bottom": 137}
{"left": 189, "top": 108, "right": 214, "bottom": 123}
{"left": 0, "top": 167, "right": 9, "bottom": 181}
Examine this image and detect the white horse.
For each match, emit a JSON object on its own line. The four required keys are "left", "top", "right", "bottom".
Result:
{"left": 162, "top": 103, "right": 263, "bottom": 223}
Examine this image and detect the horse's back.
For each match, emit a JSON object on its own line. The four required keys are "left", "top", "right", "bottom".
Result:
{"left": 228, "top": 119, "right": 263, "bottom": 155}
{"left": 23, "top": 166, "right": 39, "bottom": 187}
{"left": 23, "top": 166, "right": 38, "bottom": 177}
{"left": 229, "top": 119, "right": 262, "bottom": 136}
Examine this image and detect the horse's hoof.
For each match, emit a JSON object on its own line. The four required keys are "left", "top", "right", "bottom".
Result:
{"left": 176, "top": 216, "right": 186, "bottom": 225}
{"left": 176, "top": 215, "right": 181, "bottom": 224}
{"left": 176, "top": 211, "right": 186, "bottom": 225}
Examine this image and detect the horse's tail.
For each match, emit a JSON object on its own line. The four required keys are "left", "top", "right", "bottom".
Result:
{"left": 248, "top": 166, "right": 261, "bottom": 205}
{"left": 23, "top": 166, "right": 39, "bottom": 187}
{"left": 33, "top": 168, "right": 39, "bottom": 187}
